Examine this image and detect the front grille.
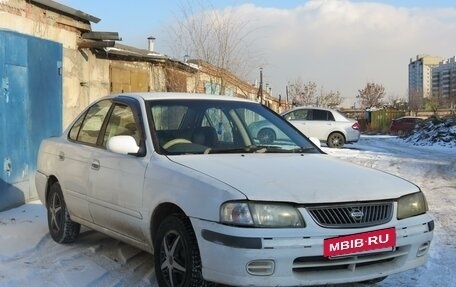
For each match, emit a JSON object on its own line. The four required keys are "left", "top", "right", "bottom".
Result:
{"left": 306, "top": 202, "right": 393, "bottom": 228}
{"left": 293, "top": 248, "right": 404, "bottom": 273}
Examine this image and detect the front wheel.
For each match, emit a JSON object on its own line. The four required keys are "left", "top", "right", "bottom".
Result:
{"left": 154, "top": 214, "right": 215, "bottom": 287}
{"left": 47, "top": 182, "right": 80, "bottom": 243}
{"left": 327, "top": 132, "right": 345, "bottom": 148}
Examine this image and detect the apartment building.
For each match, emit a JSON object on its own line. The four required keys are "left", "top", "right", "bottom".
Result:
{"left": 432, "top": 57, "right": 456, "bottom": 108}
{"left": 408, "top": 55, "right": 443, "bottom": 109}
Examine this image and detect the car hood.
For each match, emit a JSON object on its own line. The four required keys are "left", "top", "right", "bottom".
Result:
{"left": 168, "top": 154, "right": 418, "bottom": 203}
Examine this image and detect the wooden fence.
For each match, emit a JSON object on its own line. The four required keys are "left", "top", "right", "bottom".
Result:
{"left": 341, "top": 108, "right": 454, "bottom": 134}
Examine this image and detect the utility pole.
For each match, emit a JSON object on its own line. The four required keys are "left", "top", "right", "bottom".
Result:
{"left": 286, "top": 84, "right": 289, "bottom": 106}
{"left": 258, "top": 67, "right": 263, "bottom": 104}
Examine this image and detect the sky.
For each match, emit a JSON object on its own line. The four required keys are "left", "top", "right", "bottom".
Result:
{"left": 58, "top": 0, "right": 456, "bottom": 107}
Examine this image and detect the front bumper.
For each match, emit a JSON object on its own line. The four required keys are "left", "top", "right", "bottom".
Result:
{"left": 191, "top": 213, "right": 433, "bottom": 286}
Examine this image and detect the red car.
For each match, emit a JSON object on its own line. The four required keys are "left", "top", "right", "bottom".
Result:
{"left": 389, "top": 116, "right": 424, "bottom": 135}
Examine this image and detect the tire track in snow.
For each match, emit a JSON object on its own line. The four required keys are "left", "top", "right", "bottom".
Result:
{"left": 0, "top": 229, "right": 156, "bottom": 287}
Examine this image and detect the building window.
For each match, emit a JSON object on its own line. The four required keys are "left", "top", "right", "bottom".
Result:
{"left": 204, "top": 81, "right": 220, "bottom": 95}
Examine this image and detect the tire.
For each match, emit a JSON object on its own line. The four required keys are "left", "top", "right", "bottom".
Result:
{"left": 47, "top": 182, "right": 80, "bottom": 243}
{"left": 154, "top": 214, "right": 215, "bottom": 287}
{"left": 257, "top": 128, "right": 276, "bottom": 144}
{"left": 327, "top": 132, "right": 345, "bottom": 148}
{"left": 360, "top": 276, "right": 388, "bottom": 284}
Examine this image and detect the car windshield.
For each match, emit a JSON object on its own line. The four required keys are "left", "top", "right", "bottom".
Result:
{"left": 147, "top": 99, "right": 320, "bottom": 155}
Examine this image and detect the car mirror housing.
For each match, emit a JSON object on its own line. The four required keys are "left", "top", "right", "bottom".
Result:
{"left": 107, "top": 135, "right": 140, "bottom": 155}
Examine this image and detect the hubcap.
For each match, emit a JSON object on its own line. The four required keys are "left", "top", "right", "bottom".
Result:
{"left": 160, "top": 231, "right": 187, "bottom": 287}
{"left": 49, "top": 192, "right": 62, "bottom": 232}
{"left": 330, "top": 134, "right": 344, "bottom": 148}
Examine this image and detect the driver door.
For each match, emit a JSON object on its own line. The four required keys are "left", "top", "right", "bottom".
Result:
{"left": 285, "top": 109, "right": 311, "bottom": 136}
{"left": 88, "top": 102, "right": 147, "bottom": 241}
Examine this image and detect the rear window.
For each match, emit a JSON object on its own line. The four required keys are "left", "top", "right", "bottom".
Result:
{"left": 312, "top": 110, "right": 334, "bottom": 121}
{"left": 68, "top": 100, "right": 111, "bottom": 145}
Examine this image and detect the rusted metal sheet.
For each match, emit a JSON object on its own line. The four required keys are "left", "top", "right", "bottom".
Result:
{"left": 110, "top": 64, "right": 149, "bottom": 93}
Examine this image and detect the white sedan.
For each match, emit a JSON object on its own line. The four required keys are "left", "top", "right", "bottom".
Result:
{"left": 36, "top": 93, "right": 433, "bottom": 287}
{"left": 282, "top": 107, "right": 360, "bottom": 148}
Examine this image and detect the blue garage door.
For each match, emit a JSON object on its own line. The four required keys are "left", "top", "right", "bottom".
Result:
{"left": 0, "top": 30, "right": 62, "bottom": 211}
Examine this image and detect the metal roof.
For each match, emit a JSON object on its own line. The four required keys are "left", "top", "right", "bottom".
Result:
{"left": 31, "top": 0, "right": 100, "bottom": 23}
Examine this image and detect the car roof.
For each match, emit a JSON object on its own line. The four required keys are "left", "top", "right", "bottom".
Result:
{"left": 106, "top": 92, "right": 256, "bottom": 103}
{"left": 281, "top": 106, "right": 337, "bottom": 115}
{"left": 396, "top": 116, "right": 425, "bottom": 120}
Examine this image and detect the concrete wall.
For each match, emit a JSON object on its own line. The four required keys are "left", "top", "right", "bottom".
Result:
{"left": 0, "top": 0, "right": 104, "bottom": 128}
{"left": 63, "top": 49, "right": 110, "bottom": 127}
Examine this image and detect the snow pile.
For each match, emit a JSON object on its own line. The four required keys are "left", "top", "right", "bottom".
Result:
{"left": 402, "top": 115, "right": 456, "bottom": 148}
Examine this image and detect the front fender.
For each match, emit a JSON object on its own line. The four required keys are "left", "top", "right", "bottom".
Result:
{"left": 143, "top": 154, "right": 246, "bottom": 223}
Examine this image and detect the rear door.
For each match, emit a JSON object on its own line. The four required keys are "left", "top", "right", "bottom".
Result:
{"left": 305, "top": 109, "right": 336, "bottom": 140}
{"left": 62, "top": 100, "right": 112, "bottom": 222}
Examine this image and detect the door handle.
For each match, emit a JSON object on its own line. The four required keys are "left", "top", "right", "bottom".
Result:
{"left": 91, "top": 160, "right": 100, "bottom": 170}
{"left": 58, "top": 152, "right": 65, "bottom": 161}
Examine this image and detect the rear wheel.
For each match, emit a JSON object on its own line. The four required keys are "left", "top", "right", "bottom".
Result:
{"left": 154, "top": 214, "right": 215, "bottom": 287}
{"left": 47, "top": 182, "right": 80, "bottom": 243}
{"left": 327, "top": 132, "right": 345, "bottom": 148}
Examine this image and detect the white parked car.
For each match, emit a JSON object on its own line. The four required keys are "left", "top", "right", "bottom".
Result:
{"left": 36, "top": 93, "right": 433, "bottom": 287}
{"left": 281, "top": 107, "right": 360, "bottom": 148}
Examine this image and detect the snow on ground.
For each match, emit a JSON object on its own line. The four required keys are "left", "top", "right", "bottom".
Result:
{"left": 324, "top": 136, "right": 456, "bottom": 287}
{"left": 0, "top": 135, "right": 455, "bottom": 287}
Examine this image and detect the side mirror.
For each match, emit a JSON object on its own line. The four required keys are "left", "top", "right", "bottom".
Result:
{"left": 309, "top": 137, "right": 321, "bottom": 148}
{"left": 107, "top": 135, "right": 140, "bottom": 155}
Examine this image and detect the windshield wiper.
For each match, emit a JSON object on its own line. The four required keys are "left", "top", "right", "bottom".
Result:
{"left": 289, "top": 146, "right": 318, "bottom": 153}
{"left": 206, "top": 145, "right": 259, "bottom": 154}
{"left": 207, "top": 145, "right": 294, "bottom": 154}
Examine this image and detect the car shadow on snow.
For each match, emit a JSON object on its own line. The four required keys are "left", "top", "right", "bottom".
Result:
{"left": 74, "top": 229, "right": 382, "bottom": 287}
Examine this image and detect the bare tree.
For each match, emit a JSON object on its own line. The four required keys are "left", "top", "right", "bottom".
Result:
{"left": 166, "top": 0, "right": 259, "bottom": 94}
{"left": 357, "top": 82, "right": 386, "bottom": 109}
{"left": 288, "top": 78, "right": 317, "bottom": 106}
{"left": 316, "top": 90, "right": 343, "bottom": 109}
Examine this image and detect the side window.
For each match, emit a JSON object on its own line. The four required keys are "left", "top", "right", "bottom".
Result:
{"left": 102, "top": 104, "right": 140, "bottom": 146}
{"left": 69, "top": 100, "right": 111, "bottom": 145}
{"left": 68, "top": 113, "right": 85, "bottom": 141}
{"left": 289, "top": 109, "right": 309, "bottom": 121}
{"left": 283, "top": 112, "right": 294, "bottom": 120}
{"left": 327, "top": 111, "right": 335, "bottom": 121}
{"left": 312, "top": 110, "right": 328, "bottom": 121}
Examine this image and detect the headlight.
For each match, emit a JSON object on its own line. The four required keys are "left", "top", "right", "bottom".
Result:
{"left": 220, "top": 201, "right": 305, "bottom": 228}
{"left": 397, "top": 192, "right": 428, "bottom": 220}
